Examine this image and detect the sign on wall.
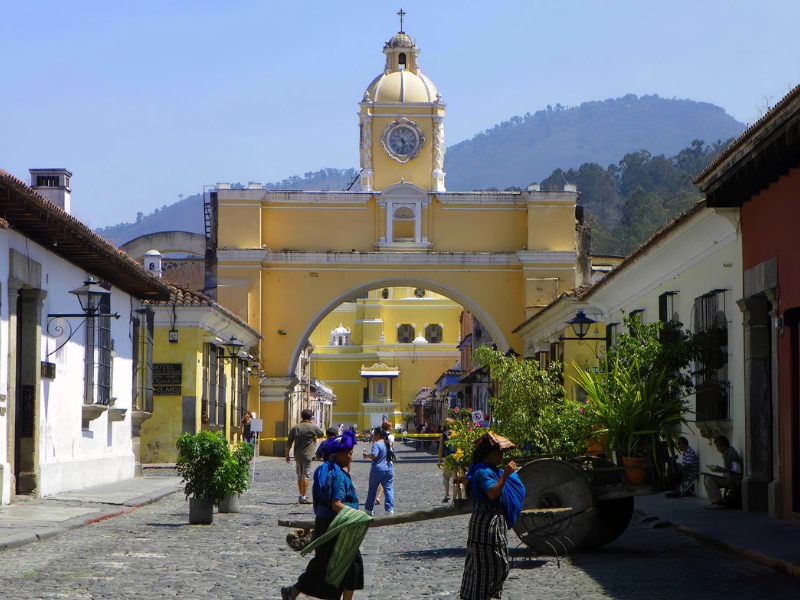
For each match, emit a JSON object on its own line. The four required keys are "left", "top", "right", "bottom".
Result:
{"left": 153, "top": 363, "right": 182, "bottom": 395}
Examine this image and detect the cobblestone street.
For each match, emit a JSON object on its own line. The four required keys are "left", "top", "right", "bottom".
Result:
{"left": 1, "top": 446, "right": 799, "bottom": 599}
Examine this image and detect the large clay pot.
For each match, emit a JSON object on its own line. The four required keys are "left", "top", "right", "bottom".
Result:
{"left": 189, "top": 497, "right": 214, "bottom": 524}
{"left": 218, "top": 493, "right": 240, "bottom": 514}
{"left": 621, "top": 456, "right": 649, "bottom": 486}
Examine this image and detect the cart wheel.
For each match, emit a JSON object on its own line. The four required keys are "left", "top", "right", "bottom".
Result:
{"left": 513, "top": 459, "right": 597, "bottom": 554}
{"left": 585, "top": 496, "right": 635, "bottom": 548}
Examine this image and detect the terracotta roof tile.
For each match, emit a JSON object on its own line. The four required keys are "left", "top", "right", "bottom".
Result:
{"left": 144, "top": 286, "right": 262, "bottom": 340}
{"left": 695, "top": 81, "right": 800, "bottom": 184}
{"left": 0, "top": 169, "right": 171, "bottom": 299}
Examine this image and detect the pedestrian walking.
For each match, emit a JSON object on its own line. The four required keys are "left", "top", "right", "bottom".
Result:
{"left": 286, "top": 409, "right": 324, "bottom": 504}
{"left": 437, "top": 420, "right": 462, "bottom": 503}
{"left": 281, "top": 430, "right": 367, "bottom": 600}
{"left": 315, "top": 427, "right": 338, "bottom": 461}
{"left": 240, "top": 411, "right": 256, "bottom": 451}
{"left": 375, "top": 421, "right": 395, "bottom": 506}
{"left": 460, "top": 432, "right": 525, "bottom": 600}
{"left": 363, "top": 427, "right": 395, "bottom": 515}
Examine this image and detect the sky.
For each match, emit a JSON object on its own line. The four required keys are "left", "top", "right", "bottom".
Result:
{"left": 2, "top": 0, "right": 800, "bottom": 228}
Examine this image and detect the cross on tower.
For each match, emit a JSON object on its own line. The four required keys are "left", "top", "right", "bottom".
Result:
{"left": 397, "top": 8, "right": 406, "bottom": 33}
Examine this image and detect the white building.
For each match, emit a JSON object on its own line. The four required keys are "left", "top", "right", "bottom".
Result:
{"left": 0, "top": 169, "right": 170, "bottom": 502}
{"left": 518, "top": 203, "right": 744, "bottom": 498}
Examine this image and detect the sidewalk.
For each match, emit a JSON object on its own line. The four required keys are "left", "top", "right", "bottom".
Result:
{"left": 0, "top": 475, "right": 181, "bottom": 551}
{"left": 635, "top": 494, "right": 800, "bottom": 577}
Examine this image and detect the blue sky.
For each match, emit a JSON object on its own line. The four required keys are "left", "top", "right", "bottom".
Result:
{"left": 2, "top": 0, "right": 799, "bottom": 228}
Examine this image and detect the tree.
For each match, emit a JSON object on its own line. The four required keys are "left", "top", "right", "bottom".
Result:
{"left": 474, "top": 347, "right": 594, "bottom": 459}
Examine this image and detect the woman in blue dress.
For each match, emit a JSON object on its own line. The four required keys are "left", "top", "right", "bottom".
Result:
{"left": 460, "top": 432, "right": 525, "bottom": 600}
{"left": 282, "top": 430, "right": 364, "bottom": 600}
{"left": 363, "top": 427, "right": 394, "bottom": 515}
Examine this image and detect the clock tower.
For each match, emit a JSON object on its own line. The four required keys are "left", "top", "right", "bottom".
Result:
{"left": 359, "top": 19, "right": 445, "bottom": 193}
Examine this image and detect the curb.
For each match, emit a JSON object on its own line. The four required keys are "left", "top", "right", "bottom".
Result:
{"left": 634, "top": 508, "right": 800, "bottom": 578}
{"left": 0, "top": 486, "right": 179, "bottom": 554}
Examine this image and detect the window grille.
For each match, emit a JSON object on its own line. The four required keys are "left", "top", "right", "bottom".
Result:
{"left": 84, "top": 294, "right": 112, "bottom": 405}
{"left": 658, "top": 292, "right": 678, "bottom": 323}
{"left": 693, "top": 290, "right": 729, "bottom": 421}
{"left": 217, "top": 347, "right": 226, "bottom": 426}
{"left": 203, "top": 344, "right": 219, "bottom": 426}
{"left": 36, "top": 175, "right": 59, "bottom": 186}
{"left": 397, "top": 324, "right": 415, "bottom": 343}
{"left": 425, "top": 324, "right": 442, "bottom": 343}
{"left": 132, "top": 309, "right": 154, "bottom": 413}
{"left": 605, "top": 323, "right": 619, "bottom": 348}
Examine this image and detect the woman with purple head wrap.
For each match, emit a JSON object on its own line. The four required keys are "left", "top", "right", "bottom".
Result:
{"left": 282, "top": 430, "right": 364, "bottom": 599}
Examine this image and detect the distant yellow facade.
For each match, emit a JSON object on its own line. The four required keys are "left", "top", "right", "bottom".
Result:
{"left": 140, "top": 291, "right": 262, "bottom": 463}
{"left": 213, "top": 23, "right": 584, "bottom": 455}
{"left": 309, "top": 287, "right": 461, "bottom": 431}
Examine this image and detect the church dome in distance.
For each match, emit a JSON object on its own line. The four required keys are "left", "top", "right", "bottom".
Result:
{"left": 363, "top": 27, "right": 440, "bottom": 104}
{"left": 386, "top": 32, "right": 414, "bottom": 48}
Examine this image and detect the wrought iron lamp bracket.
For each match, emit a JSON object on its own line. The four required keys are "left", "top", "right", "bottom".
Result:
{"left": 46, "top": 312, "right": 120, "bottom": 357}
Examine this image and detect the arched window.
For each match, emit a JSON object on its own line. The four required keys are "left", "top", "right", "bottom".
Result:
{"left": 398, "top": 53, "right": 407, "bottom": 69}
{"left": 393, "top": 206, "right": 415, "bottom": 220}
{"left": 425, "top": 324, "right": 443, "bottom": 343}
{"left": 397, "top": 324, "right": 415, "bottom": 344}
{"left": 382, "top": 288, "right": 390, "bottom": 299}
{"left": 414, "top": 288, "right": 426, "bottom": 298}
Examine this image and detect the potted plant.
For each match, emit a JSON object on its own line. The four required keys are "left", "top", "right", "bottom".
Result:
{"left": 175, "top": 431, "right": 230, "bottom": 524}
{"left": 574, "top": 357, "right": 689, "bottom": 485}
{"left": 218, "top": 441, "right": 254, "bottom": 513}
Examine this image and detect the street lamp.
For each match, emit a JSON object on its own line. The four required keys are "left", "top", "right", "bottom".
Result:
{"left": 222, "top": 336, "right": 246, "bottom": 360}
{"left": 68, "top": 277, "right": 109, "bottom": 315}
{"left": 559, "top": 310, "right": 606, "bottom": 342}
{"left": 47, "top": 276, "right": 121, "bottom": 356}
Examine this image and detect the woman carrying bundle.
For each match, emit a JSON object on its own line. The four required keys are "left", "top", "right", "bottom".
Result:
{"left": 282, "top": 430, "right": 366, "bottom": 600}
{"left": 460, "top": 432, "right": 525, "bottom": 600}
{"left": 363, "top": 427, "right": 395, "bottom": 515}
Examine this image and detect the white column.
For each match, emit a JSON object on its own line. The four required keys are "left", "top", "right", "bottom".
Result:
{"left": 414, "top": 204, "right": 422, "bottom": 243}
{"left": 386, "top": 202, "right": 393, "bottom": 243}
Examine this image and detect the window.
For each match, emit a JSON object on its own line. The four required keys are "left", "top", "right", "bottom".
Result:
{"left": 659, "top": 292, "right": 678, "bottom": 323}
{"left": 414, "top": 288, "right": 426, "bottom": 298}
{"left": 605, "top": 323, "right": 619, "bottom": 348}
{"left": 231, "top": 359, "right": 248, "bottom": 430}
{"left": 425, "top": 324, "right": 443, "bottom": 343}
{"left": 132, "top": 309, "right": 154, "bottom": 413}
{"left": 203, "top": 344, "right": 219, "bottom": 425}
{"left": 398, "top": 52, "right": 407, "bottom": 69}
{"left": 36, "top": 175, "right": 59, "bottom": 187}
{"left": 382, "top": 288, "right": 390, "bottom": 299}
{"left": 694, "top": 290, "right": 729, "bottom": 421}
{"left": 397, "top": 324, "right": 415, "bottom": 343}
{"left": 217, "top": 347, "right": 226, "bottom": 426}
{"left": 84, "top": 294, "right": 112, "bottom": 405}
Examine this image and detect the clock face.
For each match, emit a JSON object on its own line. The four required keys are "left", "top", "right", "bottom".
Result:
{"left": 388, "top": 125, "right": 419, "bottom": 156}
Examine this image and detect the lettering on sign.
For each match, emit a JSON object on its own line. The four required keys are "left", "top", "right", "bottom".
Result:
{"left": 154, "top": 363, "right": 182, "bottom": 395}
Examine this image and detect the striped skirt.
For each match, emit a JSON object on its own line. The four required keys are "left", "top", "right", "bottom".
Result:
{"left": 460, "top": 503, "right": 509, "bottom": 600}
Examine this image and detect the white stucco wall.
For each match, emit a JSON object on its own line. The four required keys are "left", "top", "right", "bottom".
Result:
{"left": 0, "top": 229, "right": 11, "bottom": 503}
{"left": 585, "top": 208, "right": 743, "bottom": 498}
{"left": 2, "top": 228, "right": 139, "bottom": 501}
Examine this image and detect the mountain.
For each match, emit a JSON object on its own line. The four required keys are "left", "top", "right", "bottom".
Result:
{"left": 444, "top": 94, "right": 744, "bottom": 191}
{"left": 96, "top": 94, "right": 744, "bottom": 246}
{"left": 96, "top": 168, "right": 360, "bottom": 246}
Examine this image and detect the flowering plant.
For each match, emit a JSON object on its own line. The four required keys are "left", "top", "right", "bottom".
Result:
{"left": 442, "top": 408, "right": 487, "bottom": 471}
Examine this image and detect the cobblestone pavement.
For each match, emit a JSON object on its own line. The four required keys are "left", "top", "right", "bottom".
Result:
{"left": 1, "top": 445, "right": 799, "bottom": 599}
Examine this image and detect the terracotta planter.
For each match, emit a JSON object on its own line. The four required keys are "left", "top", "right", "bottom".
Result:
{"left": 189, "top": 497, "right": 214, "bottom": 524}
{"left": 621, "top": 456, "right": 649, "bottom": 486}
{"left": 218, "top": 493, "right": 240, "bottom": 514}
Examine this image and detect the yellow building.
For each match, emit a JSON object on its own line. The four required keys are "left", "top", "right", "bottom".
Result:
{"left": 212, "top": 19, "right": 585, "bottom": 455}
{"left": 308, "top": 287, "right": 461, "bottom": 431}
{"left": 140, "top": 288, "right": 262, "bottom": 463}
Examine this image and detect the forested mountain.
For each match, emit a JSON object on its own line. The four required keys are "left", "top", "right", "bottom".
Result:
{"left": 444, "top": 94, "right": 743, "bottom": 191}
{"left": 96, "top": 168, "right": 359, "bottom": 245}
{"left": 96, "top": 94, "right": 744, "bottom": 248}
{"left": 536, "top": 139, "right": 733, "bottom": 256}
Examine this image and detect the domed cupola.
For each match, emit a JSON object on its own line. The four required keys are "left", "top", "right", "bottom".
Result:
{"left": 358, "top": 10, "right": 446, "bottom": 195}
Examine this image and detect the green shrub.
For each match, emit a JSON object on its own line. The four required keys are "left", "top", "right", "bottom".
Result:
{"left": 175, "top": 431, "right": 230, "bottom": 504}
